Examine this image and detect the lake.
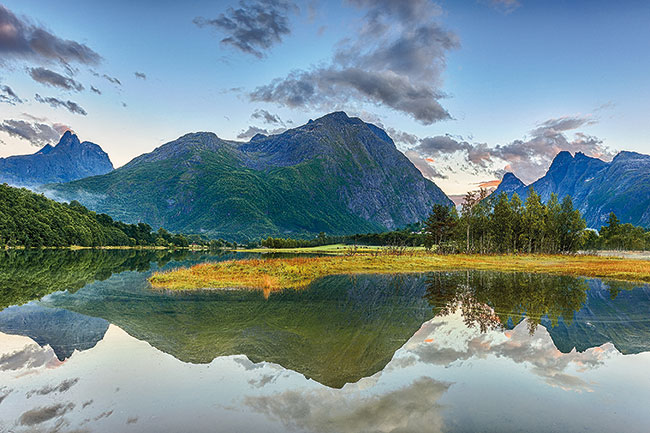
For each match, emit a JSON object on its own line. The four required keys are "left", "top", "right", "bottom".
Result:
{"left": 0, "top": 250, "right": 649, "bottom": 432}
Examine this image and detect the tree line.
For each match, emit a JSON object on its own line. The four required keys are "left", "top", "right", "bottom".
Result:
{"left": 256, "top": 188, "right": 650, "bottom": 253}
{"left": 424, "top": 188, "right": 587, "bottom": 254}
{"left": 0, "top": 184, "right": 191, "bottom": 248}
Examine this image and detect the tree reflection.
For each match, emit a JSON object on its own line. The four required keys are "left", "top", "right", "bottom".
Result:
{"left": 424, "top": 271, "right": 589, "bottom": 334}
{"left": 0, "top": 249, "right": 191, "bottom": 309}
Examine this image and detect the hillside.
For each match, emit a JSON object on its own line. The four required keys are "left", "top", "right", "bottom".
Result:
{"left": 48, "top": 112, "right": 453, "bottom": 240}
{"left": 0, "top": 183, "right": 185, "bottom": 247}
{"left": 492, "top": 151, "right": 650, "bottom": 228}
{"left": 0, "top": 131, "right": 113, "bottom": 186}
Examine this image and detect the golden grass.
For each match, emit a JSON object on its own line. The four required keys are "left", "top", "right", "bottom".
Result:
{"left": 149, "top": 253, "right": 650, "bottom": 292}
{"left": 235, "top": 243, "right": 425, "bottom": 254}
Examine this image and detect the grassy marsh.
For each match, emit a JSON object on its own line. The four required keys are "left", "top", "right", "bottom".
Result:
{"left": 149, "top": 252, "right": 650, "bottom": 292}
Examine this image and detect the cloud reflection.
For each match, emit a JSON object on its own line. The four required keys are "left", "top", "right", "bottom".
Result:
{"left": 0, "top": 343, "right": 59, "bottom": 371}
{"left": 245, "top": 376, "right": 449, "bottom": 433}
{"left": 400, "top": 311, "right": 615, "bottom": 392}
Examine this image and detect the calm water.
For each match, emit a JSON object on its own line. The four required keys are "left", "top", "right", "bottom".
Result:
{"left": 0, "top": 250, "right": 649, "bottom": 433}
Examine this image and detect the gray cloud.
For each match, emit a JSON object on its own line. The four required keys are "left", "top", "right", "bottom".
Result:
{"left": 246, "top": 377, "right": 449, "bottom": 433}
{"left": 35, "top": 93, "right": 87, "bottom": 115}
{"left": 251, "top": 108, "right": 283, "bottom": 125}
{"left": 134, "top": 71, "right": 146, "bottom": 80}
{"left": 237, "top": 125, "right": 286, "bottom": 140}
{"left": 28, "top": 67, "right": 84, "bottom": 91}
{"left": 386, "top": 127, "right": 419, "bottom": 146}
{"left": 103, "top": 74, "right": 121, "bottom": 85}
{"left": 0, "top": 5, "right": 101, "bottom": 66}
{"left": 404, "top": 150, "right": 447, "bottom": 179}
{"left": 18, "top": 402, "right": 74, "bottom": 426}
{"left": 483, "top": 0, "right": 521, "bottom": 14}
{"left": 0, "top": 119, "right": 69, "bottom": 147}
{"left": 194, "top": 0, "right": 297, "bottom": 58}
{"left": 249, "top": 0, "right": 458, "bottom": 124}
{"left": 408, "top": 115, "right": 613, "bottom": 183}
{"left": 90, "top": 85, "right": 101, "bottom": 95}
{"left": 0, "top": 84, "right": 23, "bottom": 105}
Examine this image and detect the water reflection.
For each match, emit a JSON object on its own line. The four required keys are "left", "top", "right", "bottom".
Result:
{"left": 1, "top": 313, "right": 648, "bottom": 433}
{"left": 1, "top": 249, "right": 650, "bottom": 431}
{"left": 0, "top": 249, "right": 193, "bottom": 310}
{"left": 1, "top": 249, "right": 649, "bottom": 389}
{"left": 0, "top": 304, "right": 109, "bottom": 360}
{"left": 41, "top": 272, "right": 434, "bottom": 388}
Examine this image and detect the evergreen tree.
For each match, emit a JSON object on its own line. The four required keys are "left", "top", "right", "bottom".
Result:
{"left": 425, "top": 204, "right": 457, "bottom": 247}
{"left": 523, "top": 188, "right": 546, "bottom": 253}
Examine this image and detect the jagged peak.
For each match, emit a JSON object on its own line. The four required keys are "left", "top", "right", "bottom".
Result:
{"left": 36, "top": 144, "right": 54, "bottom": 155}
{"left": 56, "top": 130, "right": 81, "bottom": 148}
{"left": 502, "top": 172, "right": 524, "bottom": 184}
{"left": 551, "top": 150, "right": 573, "bottom": 162}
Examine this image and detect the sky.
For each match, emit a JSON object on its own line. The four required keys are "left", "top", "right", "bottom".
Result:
{"left": 0, "top": 0, "right": 649, "bottom": 195}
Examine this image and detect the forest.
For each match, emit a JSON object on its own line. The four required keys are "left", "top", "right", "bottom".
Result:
{"left": 0, "top": 184, "right": 191, "bottom": 248}
{"left": 261, "top": 188, "right": 650, "bottom": 253}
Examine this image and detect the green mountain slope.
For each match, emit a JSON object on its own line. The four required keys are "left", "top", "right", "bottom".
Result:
{"left": 48, "top": 112, "right": 452, "bottom": 240}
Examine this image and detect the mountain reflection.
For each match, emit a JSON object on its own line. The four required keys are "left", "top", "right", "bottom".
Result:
{"left": 2, "top": 248, "right": 649, "bottom": 390}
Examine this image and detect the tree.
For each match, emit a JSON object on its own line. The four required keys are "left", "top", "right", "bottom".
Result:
{"left": 491, "top": 193, "right": 514, "bottom": 253}
{"left": 509, "top": 193, "right": 524, "bottom": 252}
{"left": 425, "top": 204, "right": 457, "bottom": 248}
{"left": 523, "top": 188, "right": 546, "bottom": 253}
{"left": 558, "top": 196, "right": 586, "bottom": 252}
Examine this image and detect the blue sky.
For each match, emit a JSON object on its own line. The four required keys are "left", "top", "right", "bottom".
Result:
{"left": 1, "top": 0, "right": 648, "bottom": 194}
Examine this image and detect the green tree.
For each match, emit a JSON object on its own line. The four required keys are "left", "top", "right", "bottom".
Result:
{"left": 523, "top": 188, "right": 546, "bottom": 253}
{"left": 425, "top": 204, "right": 457, "bottom": 248}
{"left": 491, "top": 193, "right": 513, "bottom": 253}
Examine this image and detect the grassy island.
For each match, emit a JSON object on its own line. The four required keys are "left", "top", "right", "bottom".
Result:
{"left": 149, "top": 252, "right": 650, "bottom": 292}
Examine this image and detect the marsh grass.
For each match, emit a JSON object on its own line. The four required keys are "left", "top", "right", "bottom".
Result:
{"left": 149, "top": 252, "right": 650, "bottom": 292}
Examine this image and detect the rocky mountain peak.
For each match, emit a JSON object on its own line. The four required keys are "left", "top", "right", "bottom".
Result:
{"left": 0, "top": 132, "right": 113, "bottom": 187}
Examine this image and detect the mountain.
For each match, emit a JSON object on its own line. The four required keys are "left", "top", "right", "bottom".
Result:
{"left": 48, "top": 112, "right": 452, "bottom": 240}
{"left": 0, "top": 131, "right": 113, "bottom": 187}
{"left": 492, "top": 172, "right": 525, "bottom": 196}
{"left": 492, "top": 151, "right": 650, "bottom": 228}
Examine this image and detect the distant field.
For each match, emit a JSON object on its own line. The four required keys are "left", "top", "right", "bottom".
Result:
{"left": 150, "top": 252, "right": 650, "bottom": 293}
{"left": 237, "top": 244, "right": 426, "bottom": 254}
{"left": 587, "top": 250, "right": 650, "bottom": 261}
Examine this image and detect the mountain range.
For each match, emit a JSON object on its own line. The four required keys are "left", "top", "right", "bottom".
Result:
{"left": 0, "top": 131, "right": 113, "bottom": 186}
{"left": 47, "top": 112, "right": 452, "bottom": 240}
{"left": 492, "top": 150, "right": 650, "bottom": 228}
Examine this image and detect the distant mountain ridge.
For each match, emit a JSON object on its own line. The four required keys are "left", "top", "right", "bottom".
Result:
{"left": 492, "top": 150, "right": 650, "bottom": 228}
{"left": 0, "top": 131, "right": 113, "bottom": 186}
{"left": 48, "top": 112, "right": 452, "bottom": 240}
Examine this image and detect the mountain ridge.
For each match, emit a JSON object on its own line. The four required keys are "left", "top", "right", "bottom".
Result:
{"left": 492, "top": 150, "right": 650, "bottom": 228}
{"left": 0, "top": 131, "right": 114, "bottom": 187}
{"left": 48, "top": 112, "right": 453, "bottom": 240}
